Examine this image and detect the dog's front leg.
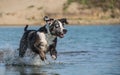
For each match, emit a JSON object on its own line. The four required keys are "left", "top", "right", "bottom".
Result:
{"left": 34, "top": 42, "right": 47, "bottom": 61}
{"left": 39, "top": 50, "right": 49, "bottom": 64}
{"left": 49, "top": 45, "right": 57, "bottom": 60}
{"left": 51, "top": 49, "right": 57, "bottom": 60}
{"left": 39, "top": 50, "right": 46, "bottom": 61}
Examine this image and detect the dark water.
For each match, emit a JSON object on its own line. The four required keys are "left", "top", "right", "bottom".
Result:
{"left": 0, "top": 25, "right": 120, "bottom": 75}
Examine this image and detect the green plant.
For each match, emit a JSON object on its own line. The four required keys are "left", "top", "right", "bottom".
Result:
{"left": 63, "top": 0, "right": 120, "bottom": 11}
{"left": 63, "top": 0, "right": 87, "bottom": 11}
{"left": 109, "top": 0, "right": 115, "bottom": 9}
{"left": 27, "top": 5, "right": 34, "bottom": 9}
{"left": 0, "top": 13, "right": 3, "bottom": 17}
{"left": 80, "top": 0, "right": 87, "bottom": 5}
{"left": 37, "top": 7, "right": 43, "bottom": 10}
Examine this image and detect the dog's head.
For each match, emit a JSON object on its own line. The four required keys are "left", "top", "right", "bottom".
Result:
{"left": 49, "top": 20, "right": 68, "bottom": 38}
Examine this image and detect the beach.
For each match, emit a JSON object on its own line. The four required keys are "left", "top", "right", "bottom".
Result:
{"left": 0, "top": 0, "right": 120, "bottom": 26}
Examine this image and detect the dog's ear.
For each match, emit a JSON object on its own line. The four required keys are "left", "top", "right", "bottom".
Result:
{"left": 58, "top": 18, "right": 69, "bottom": 25}
{"left": 43, "top": 16, "right": 50, "bottom": 21}
{"left": 43, "top": 16, "right": 54, "bottom": 24}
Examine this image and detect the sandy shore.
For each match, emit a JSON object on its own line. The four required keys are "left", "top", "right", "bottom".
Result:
{"left": 0, "top": 0, "right": 120, "bottom": 26}
{"left": 0, "top": 18, "right": 119, "bottom": 26}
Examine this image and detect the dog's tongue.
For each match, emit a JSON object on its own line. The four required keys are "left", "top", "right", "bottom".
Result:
{"left": 60, "top": 34, "right": 64, "bottom": 38}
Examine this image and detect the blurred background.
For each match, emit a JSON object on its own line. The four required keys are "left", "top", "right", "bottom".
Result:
{"left": 0, "top": 1, "right": 120, "bottom": 75}
{"left": 0, "top": 0, "right": 120, "bottom": 25}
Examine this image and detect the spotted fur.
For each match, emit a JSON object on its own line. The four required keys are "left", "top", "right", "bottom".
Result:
{"left": 19, "top": 19, "right": 68, "bottom": 61}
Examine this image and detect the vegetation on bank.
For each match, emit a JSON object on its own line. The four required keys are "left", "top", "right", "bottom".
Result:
{"left": 64, "top": 0, "right": 120, "bottom": 11}
{"left": 0, "top": 0, "right": 119, "bottom": 25}
{"left": 62, "top": 0, "right": 120, "bottom": 24}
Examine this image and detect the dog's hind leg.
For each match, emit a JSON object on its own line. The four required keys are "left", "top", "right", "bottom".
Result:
{"left": 19, "top": 33, "right": 28, "bottom": 57}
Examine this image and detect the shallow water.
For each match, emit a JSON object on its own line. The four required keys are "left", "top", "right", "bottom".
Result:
{"left": 0, "top": 25, "right": 120, "bottom": 75}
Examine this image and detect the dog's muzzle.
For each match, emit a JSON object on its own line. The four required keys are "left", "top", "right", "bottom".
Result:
{"left": 59, "top": 29, "right": 67, "bottom": 38}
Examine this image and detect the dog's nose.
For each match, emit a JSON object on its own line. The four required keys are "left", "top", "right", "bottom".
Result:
{"left": 63, "top": 29, "right": 67, "bottom": 34}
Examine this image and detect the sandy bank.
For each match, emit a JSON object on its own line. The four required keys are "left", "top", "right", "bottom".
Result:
{"left": 0, "top": 0, "right": 120, "bottom": 25}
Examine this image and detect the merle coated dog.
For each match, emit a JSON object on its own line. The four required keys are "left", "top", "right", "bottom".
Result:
{"left": 19, "top": 18, "right": 68, "bottom": 62}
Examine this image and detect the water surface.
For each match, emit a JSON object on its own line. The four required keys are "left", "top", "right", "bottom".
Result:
{"left": 0, "top": 25, "right": 120, "bottom": 75}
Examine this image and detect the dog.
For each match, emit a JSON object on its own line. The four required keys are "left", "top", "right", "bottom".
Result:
{"left": 19, "top": 18, "right": 68, "bottom": 62}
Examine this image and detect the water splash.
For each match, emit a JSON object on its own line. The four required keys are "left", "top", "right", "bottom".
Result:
{"left": 0, "top": 47, "right": 67, "bottom": 66}
{"left": 0, "top": 44, "right": 77, "bottom": 66}
{"left": 0, "top": 45, "right": 46, "bottom": 66}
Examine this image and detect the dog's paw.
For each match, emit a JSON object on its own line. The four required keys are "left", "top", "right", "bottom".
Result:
{"left": 52, "top": 55, "right": 57, "bottom": 60}
{"left": 44, "top": 60, "right": 50, "bottom": 64}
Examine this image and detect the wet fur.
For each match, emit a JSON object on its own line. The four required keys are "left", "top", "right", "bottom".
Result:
{"left": 19, "top": 19, "right": 68, "bottom": 61}
{"left": 19, "top": 26, "right": 57, "bottom": 61}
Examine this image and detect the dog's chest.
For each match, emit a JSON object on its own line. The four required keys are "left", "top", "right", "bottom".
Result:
{"left": 46, "top": 34, "right": 56, "bottom": 45}
{"left": 37, "top": 32, "right": 55, "bottom": 46}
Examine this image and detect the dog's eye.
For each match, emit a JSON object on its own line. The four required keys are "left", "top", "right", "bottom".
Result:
{"left": 55, "top": 24, "right": 59, "bottom": 28}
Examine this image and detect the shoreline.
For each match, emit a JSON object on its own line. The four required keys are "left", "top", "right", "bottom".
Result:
{"left": 0, "top": 19, "right": 119, "bottom": 26}
{"left": 0, "top": 0, "right": 119, "bottom": 26}
{"left": 0, "top": 24, "right": 119, "bottom": 27}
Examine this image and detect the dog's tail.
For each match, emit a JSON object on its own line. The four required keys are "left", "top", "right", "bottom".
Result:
{"left": 24, "top": 25, "right": 28, "bottom": 31}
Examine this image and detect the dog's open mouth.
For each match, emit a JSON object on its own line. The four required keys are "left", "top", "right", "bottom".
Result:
{"left": 58, "top": 29, "right": 67, "bottom": 38}
{"left": 59, "top": 33, "right": 64, "bottom": 38}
